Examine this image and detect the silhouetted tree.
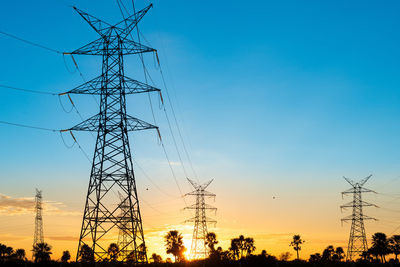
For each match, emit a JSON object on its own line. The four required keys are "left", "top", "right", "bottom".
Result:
{"left": 166, "top": 257, "right": 172, "bottom": 263}
{"left": 290, "top": 235, "right": 304, "bottom": 260}
{"left": 279, "top": 252, "right": 292, "bottom": 261}
{"left": 61, "top": 250, "right": 71, "bottom": 262}
{"left": 164, "top": 230, "right": 186, "bottom": 262}
{"left": 322, "top": 245, "right": 335, "bottom": 261}
{"left": 309, "top": 253, "right": 322, "bottom": 263}
{"left": 332, "top": 247, "right": 345, "bottom": 262}
{"left": 244, "top": 237, "right": 256, "bottom": 256}
{"left": 14, "top": 249, "right": 26, "bottom": 261}
{"left": 79, "top": 244, "right": 94, "bottom": 262}
{"left": 229, "top": 238, "right": 241, "bottom": 260}
{"left": 32, "top": 242, "right": 52, "bottom": 263}
{"left": 150, "top": 253, "right": 162, "bottom": 263}
{"left": 229, "top": 235, "right": 255, "bottom": 259}
{"left": 107, "top": 243, "right": 119, "bottom": 262}
{"left": 205, "top": 232, "right": 218, "bottom": 253}
{"left": 371, "top": 232, "right": 390, "bottom": 263}
{"left": 360, "top": 250, "right": 373, "bottom": 262}
{"left": 0, "top": 244, "right": 14, "bottom": 262}
{"left": 389, "top": 235, "right": 400, "bottom": 260}
{"left": 261, "top": 250, "right": 267, "bottom": 257}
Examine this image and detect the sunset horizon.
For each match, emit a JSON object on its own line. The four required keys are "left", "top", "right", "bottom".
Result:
{"left": 1, "top": 0, "right": 400, "bottom": 265}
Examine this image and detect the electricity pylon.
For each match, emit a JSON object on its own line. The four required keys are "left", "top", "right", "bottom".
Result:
{"left": 62, "top": 3, "right": 160, "bottom": 262}
{"left": 117, "top": 192, "right": 134, "bottom": 261}
{"left": 185, "top": 179, "right": 217, "bottom": 260}
{"left": 33, "top": 189, "right": 44, "bottom": 253}
{"left": 341, "top": 175, "right": 377, "bottom": 261}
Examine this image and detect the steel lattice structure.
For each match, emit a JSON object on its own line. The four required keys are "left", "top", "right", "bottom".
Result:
{"left": 33, "top": 189, "right": 44, "bottom": 248}
{"left": 63, "top": 3, "right": 159, "bottom": 262}
{"left": 117, "top": 192, "right": 134, "bottom": 260}
{"left": 185, "top": 179, "right": 216, "bottom": 260}
{"left": 341, "top": 175, "right": 376, "bottom": 261}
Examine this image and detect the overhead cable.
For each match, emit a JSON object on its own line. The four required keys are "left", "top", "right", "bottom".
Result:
{"left": 0, "top": 30, "right": 62, "bottom": 54}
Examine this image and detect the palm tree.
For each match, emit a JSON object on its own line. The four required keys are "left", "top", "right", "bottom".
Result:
{"left": 389, "top": 235, "right": 400, "bottom": 260}
{"left": 205, "top": 232, "right": 218, "bottom": 253}
{"left": 78, "top": 244, "right": 94, "bottom": 262}
{"left": 229, "top": 239, "right": 239, "bottom": 260}
{"left": 150, "top": 253, "right": 162, "bottom": 263}
{"left": 290, "top": 235, "right": 304, "bottom": 260}
{"left": 371, "top": 232, "right": 390, "bottom": 263}
{"left": 14, "top": 249, "right": 26, "bottom": 261}
{"left": 244, "top": 237, "right": 256, "bottom": 256}
{"left": 164, "top": 230, "right": 186, "bottom": 262}
{"left": 107, "top": 243, "right": 120, "bottom": 261}
{"left": 0, "top": 244, "right": 14, "bottom": 262}
{"left": 32, "top": 242, "right": 52, "bottom": 263}
{"left": 61, "top": 250, "right": 71, "bottom": 262}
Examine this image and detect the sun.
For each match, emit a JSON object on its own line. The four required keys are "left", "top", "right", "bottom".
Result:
{"left": 183, "top": 239, "right": 192, "bottom": 260}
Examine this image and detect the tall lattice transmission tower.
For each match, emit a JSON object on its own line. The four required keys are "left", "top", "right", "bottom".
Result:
{"left": 117, "top": 192, "right": 134, "bottom": 260}
{"left": 185, "top": 179, "right": 216, "bottom": 260}
{"left": 62, "top": 2, "right": 160, "bottom": 262}
{"left": 33, "top": 189, "right": 44, "bottom": 247}
{"left": 341, "top": 175, "right": 377, "bottom": 261}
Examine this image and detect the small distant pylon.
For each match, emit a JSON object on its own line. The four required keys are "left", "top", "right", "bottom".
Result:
{"left": 341, "top": 175, "right": 377, "bottom": 261}
{"left": 33, "top": 189, "right": 44, "bottom": 250}
{"left": 185, "top": 179, "right": 216, "bottom": 260}
{"left": 117, "top": 192, "right": 134, "bottom": 260}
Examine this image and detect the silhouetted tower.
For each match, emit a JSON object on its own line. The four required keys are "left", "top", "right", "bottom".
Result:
{"left": 33, "top": 189, "right": 44, "bottom": 246}
{"left": 62, "top": 3, "right": 160, "bottom": 262}
{"left": 117, "top": 192, "right": 134, "bottom": 260}
{"left": 185, "top": 179, "right": 216, "bottom": 260}
{"left": 341, "top": 175, "right": 376, "bottom": 261}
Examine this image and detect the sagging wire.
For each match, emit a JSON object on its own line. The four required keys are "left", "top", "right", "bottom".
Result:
{"left": 62, "top": 53, "right": 77, "bottom": 74}
{"left": 0, "top": 84, "right": 57, "bottom": 96}
{"left": 58, "top": 94, "right": 74, "bottom": 113}
{"left": 0, "top": 30, "right": 62, "bottom": 54}
{"left": 0, "top": 120, "right": 58, "bottom": 132}
{"left": 59, "top": 131, "right": 76, "bottom": 149}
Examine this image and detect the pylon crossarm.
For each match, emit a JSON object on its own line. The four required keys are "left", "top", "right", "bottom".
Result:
{"left": 359, "top": 175, "right": 373, "bottom": 186}
{"left": 202, "top": 190, "right": 216, "bottom": 197}
{"left": 65, "top": 114, "right": 157, "bottom": 132}
{"left": 69, "top": 37, "right": 155, "bottom": 56}
{"left": 360, "top": 201, "right": 377, "bottom": 207}
{"left": 184, "top": 204, "right": 217, "bottom": 210}
{"left": 115, "top": 4, "right": 153, "bottom": 40}
{"left": 360, "top": 187, "right": 376, "bottom": 194}
{"left": 187, "top": 178, "right": 200, "bottom": 189}
{"left": 340, "top": 202, "right": 354, "bottom": 210}
{"left": 363, "top": 215, "right": 377, "bottom": 221}
{"left": 73, "top": 6, "right": 113, "bottom": 37}
{"left": 343, "top": 176, "right": 355, "bottom": 187}
{"left": 64, "top": 75, "right": 160, "bottom": 95}
{"left": 185, "top": 191, "right": 216, "bottom": 197}
{"left": 202, "top": 179, "right": 214, "bottom": 189}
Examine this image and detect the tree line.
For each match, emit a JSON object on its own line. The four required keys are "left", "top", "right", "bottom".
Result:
{"left": 1, "top": 231, "right": 399, "bottom": 264}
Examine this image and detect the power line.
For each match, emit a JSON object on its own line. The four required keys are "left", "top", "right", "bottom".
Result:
{"left": 0, "top": 84, "right": 57, "bottom": 95}
{"left": 119, "top": 0, "right": 189, "bottom": 205}
{"left": 158, "top": 57, "right": 199, "bottom": 181}
{"left": 0, "top": 120, "right": 58, "bottom": 132}
{"left": 133, "top": 158, "right": 181, "bottom": 199}
{"left": 0, "top": 30, "right": 62, "bottom": 54}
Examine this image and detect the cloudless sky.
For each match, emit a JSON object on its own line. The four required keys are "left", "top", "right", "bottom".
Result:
{"left": 1, "top": 0, "right": 400, "bottom": 260}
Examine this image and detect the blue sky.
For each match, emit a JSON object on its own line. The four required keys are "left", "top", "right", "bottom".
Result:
{"left": 1, "top": 0, "right": 400, "bottom": 259}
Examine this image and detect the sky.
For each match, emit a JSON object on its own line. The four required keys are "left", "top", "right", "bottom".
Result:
{"left": 1, "top": 0, "right": 400, "bottom": 261}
